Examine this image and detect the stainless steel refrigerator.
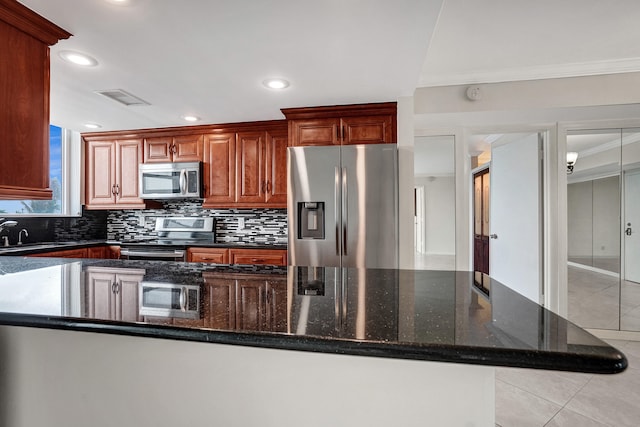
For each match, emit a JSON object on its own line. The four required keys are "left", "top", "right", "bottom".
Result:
{"left": 287, "top": 144, "right": 398, "bottom": 268}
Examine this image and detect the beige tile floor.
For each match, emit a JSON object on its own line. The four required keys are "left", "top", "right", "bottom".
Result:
{"left": 496, "top": 265, "right": 640, "bottom": 426}
{"left": 495, "top": 339, "right": 639, "bottom": 427}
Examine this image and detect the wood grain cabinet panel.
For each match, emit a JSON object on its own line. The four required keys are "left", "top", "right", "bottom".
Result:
{"left": 202, "top": 133, "right": 236, "bottom": 205}
{"left": 289, "top": 118, "right": 340, "bottom": 146}
{"left": 144, "top": 134, "right": 203, "bottom": 163}
{"left": 265, "top": 129, "right": 288, "bottom": 205}
{"left": 204, "top": 277, "right": 237, "bottom": 330}
{"left": 84, "top": 138, "right": 147, "bottom": 209}
{"left": 187, "top": 247, "right": 229, "bottom": 264}
{"left": 229, "top": 249, "right": 287, "bottom": 266}
{"left": 236, "top": 131, "right": 265, "bottom": 204}
{"left": 282, "top": 102, "right": 397, "bottom": 147}
{"left": 0, "top": 2, "right": 71, "bottom": 200}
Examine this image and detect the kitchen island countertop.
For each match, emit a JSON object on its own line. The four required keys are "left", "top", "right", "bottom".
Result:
{"left": 0, "top": 256, "right": 626, "bottom": 374}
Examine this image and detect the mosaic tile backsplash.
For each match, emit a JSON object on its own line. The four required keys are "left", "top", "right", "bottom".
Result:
{"left": 106, "top": 200, "right": 288, "bottom": 244}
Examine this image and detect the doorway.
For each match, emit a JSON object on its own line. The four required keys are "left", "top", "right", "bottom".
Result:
{"left": 413, "top": 135, "right": 455, "bottom": 270}
{"left": 470, "top": 132, "right": 544, "bottom": 303}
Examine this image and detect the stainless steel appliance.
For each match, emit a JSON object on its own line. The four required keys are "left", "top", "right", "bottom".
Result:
{"left": 138, "top": 281, "right": 200, "bottom": 319}
{"left": 139, "top": 161, "right": 202, "bottom": 199}
{"left": 287, "top": 144, "right": 398, "bottom": 268}
{"left": 120, "top": 217, "right": 215, "bottom": 262}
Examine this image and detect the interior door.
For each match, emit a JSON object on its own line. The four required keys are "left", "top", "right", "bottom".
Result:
{"left": 624, "top": 169, "right": 640, "bottom": 283}
{"left": 490, "top": 133, "right": 543, "bottom": 303}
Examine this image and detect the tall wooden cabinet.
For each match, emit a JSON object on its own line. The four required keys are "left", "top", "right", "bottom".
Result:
{"left": 282, "top": 102, "right": 397, "bottom": 147}
{"left": 0, "top": 1, "right": 71, "bottom": 199}
{"left": 84, "top": 138, "right": 147, "bottom": 209}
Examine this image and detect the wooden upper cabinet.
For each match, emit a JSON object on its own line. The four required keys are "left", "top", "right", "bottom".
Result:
{"left": 236, "top": 131, "right": 265, "bottom": 204}
{"left": 265, "top": 129, "right": 288, "bottom": 205}
{"left": 288, "top": 118, "right": 340, "bottom": 146}
{"left": 203, "top": 121, "right": 288, "bottom": 208}
{"left": 84, "top": 138, "right": 147, "bottom": 209}
{"left": 202, "top": 132, "right": 236, "bottom": 206}
{"left": 341, "top": 115, "right": 393, "bottom": 145}
{"left": 282, "top": 102, "right": 397, "bottom": 147}
{"left": 144, "top": 134, "right": 203, "bottom": 163}
{"left": 0, "top": 2, "right": 71, "bottom": 200}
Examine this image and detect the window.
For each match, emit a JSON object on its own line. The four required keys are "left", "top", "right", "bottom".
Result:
{"left": 0, "top": 125, "right": 81, "bottom": 216}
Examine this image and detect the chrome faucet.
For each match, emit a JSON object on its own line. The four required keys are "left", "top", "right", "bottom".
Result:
{"left": 18, "top": 228, "right": 28, "bottom": 245}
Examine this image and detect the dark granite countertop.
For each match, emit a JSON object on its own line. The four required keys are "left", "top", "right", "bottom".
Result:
{"left": 0, "top": 256, "right": 627, "bottom": 374}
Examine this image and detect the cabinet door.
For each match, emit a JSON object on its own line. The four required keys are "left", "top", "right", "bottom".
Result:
{"left": 204, "top": 276, "right": 236, "bottom": 330}
{"left": 290, "top": 118, "right": 340, "bottom": 146}
{"left": 203, "top": 133, "right": 236, "bottom": 205}
{"left": 85, "top": 140, "right": 116, "bottom": 206}
{"left": 107, "top": 245, "right": 121, "bottom": 259}
{"left": 236, "top": 131, "right": 265, "bottom": 204}
{"left": 173, "top": 134, "right": 203, "bottom": 162}
{"left": 115, "top": 139, "right": 144, "bottom": 205}
{"left": 265, "top": 130, "right": 288, "bottom": 205}
{"left": 187, "top": 247, "right": 229, "bottom": 264}
{"left": 230, "top": 249, "right": 287, "bottom": 266}
{"left": 115, "top": 273, "right": 142, "bottom": 322}
{"left": 236, "top": 279, "right": 266, "bottom": 331}
{"left": 341, "top": 115, "right": 394, "bottom": 145}
{"left": 85, "top": 271, "right": 117, "bottom": 320}
{"left": 143, "top": 137, "right": 173, "bottom": 163}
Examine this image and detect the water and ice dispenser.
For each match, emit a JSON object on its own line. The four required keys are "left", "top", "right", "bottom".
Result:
{"left": 297, "top": 202, "right": 325, "bottom": 239}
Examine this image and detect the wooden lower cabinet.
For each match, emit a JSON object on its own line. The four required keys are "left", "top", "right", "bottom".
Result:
{"left": 85, "top": 267, "right": 144, "bottom": 322}
{"left": 188, "top": 247, "right": 287, "bottom": 266}
{"left": 87, "top": 246, "right": 106, "bottom": 259}
{"left": 27, "top": 245, "right": 118, "bottom": 259}
{"left": 229, "top": 248, "right": 287, "bottom": 266}
{"left": 187, "top": 247, "right": 230, "bottom": 264}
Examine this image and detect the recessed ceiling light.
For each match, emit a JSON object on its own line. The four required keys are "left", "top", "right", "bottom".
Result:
{"left": 84, "top": 123, "right": 102, "bottom": 129}
{"left": 59, "top": 50, "right": 98, "bottom": 67}
{"left": 182, "top": 115, "right": 200, "bottom": 122}
{"left": 262, "top": 78, "right": 290, "bottom": 90}
{"left": 105, "top": 0, "right": 131, "bottom": 5}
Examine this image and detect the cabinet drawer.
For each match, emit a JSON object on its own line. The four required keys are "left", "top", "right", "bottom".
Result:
{"left": 187, "top": 248, "right": 229, "bottom": 264}
{"left": 229, "top": 249, "right": 287, "bottom": 266}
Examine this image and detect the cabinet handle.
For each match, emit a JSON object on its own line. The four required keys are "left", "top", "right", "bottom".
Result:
{"left": 261, "top": 181, "right": 266, "bottom": 193}
{"left": 266, "top": 181, "right": 272, "bottom": 193}
{"left": 170, "top": 143, "right": 177, "bottom": 154}
{"left": 252, "top": 258, "right": 262, "bottom": 263}
{"left": 112, "top": 282, "right": 120, "bottom": 294}
{"left": 111, "top": 184, "right": 116, "bottom": 196}
{"left": 114, "top": 184, "right": 120, "bottom": 195}
{"left": 336, "top": 126, "right": 341, "bottom": 141}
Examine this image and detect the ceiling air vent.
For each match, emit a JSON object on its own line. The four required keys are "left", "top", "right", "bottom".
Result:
{"left": 95, "top": 89, "right": 150, "bottom": 106}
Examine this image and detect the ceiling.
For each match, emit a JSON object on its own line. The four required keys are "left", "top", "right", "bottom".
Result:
{"left": 17, "top": 0, "right": 640, "bottom": 133}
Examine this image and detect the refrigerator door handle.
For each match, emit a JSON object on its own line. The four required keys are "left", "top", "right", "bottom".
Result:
{"left": 342, "top": 167, "right": 348, "bottom": 255}
{"left": 335, "top": 166, "right": 341, "bottom": 256}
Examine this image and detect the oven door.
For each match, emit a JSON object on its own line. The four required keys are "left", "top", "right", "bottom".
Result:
{"left": 120, "top": 247, "right": 186, "bottom": 262}
{"left": 139, "top": 282, "right": 200, "bottom": 319}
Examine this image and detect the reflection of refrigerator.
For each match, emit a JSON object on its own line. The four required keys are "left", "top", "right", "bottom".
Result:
{"left": 287, "top": 144, "right": 398, "bottom": 268}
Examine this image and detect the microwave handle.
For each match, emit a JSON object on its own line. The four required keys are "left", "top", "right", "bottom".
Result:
{"left": 180, "top": 169, "right": 187, "bottom": 194}
{"left": 179, "top": 286, "right": 187, "bottom": 311}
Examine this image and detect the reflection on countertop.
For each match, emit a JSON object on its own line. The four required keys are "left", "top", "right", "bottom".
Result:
{"left": 0, "top": 256, "right": 627, "bottom": 374}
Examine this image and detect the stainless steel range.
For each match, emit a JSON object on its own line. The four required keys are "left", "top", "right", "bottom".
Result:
{"left": 120, "top": 217, "right": 215, "bottom": 261}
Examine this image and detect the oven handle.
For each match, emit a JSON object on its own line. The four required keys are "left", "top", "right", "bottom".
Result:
{"left": 120, "top": 249, "right": 185, "bottom": 258}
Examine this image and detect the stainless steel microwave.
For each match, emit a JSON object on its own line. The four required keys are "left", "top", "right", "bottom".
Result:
{"left": 139, "top": 161, "right": 202, "bottom": 199}
{"left": 138, "top": 281, "right": 201, "bottom": 319}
